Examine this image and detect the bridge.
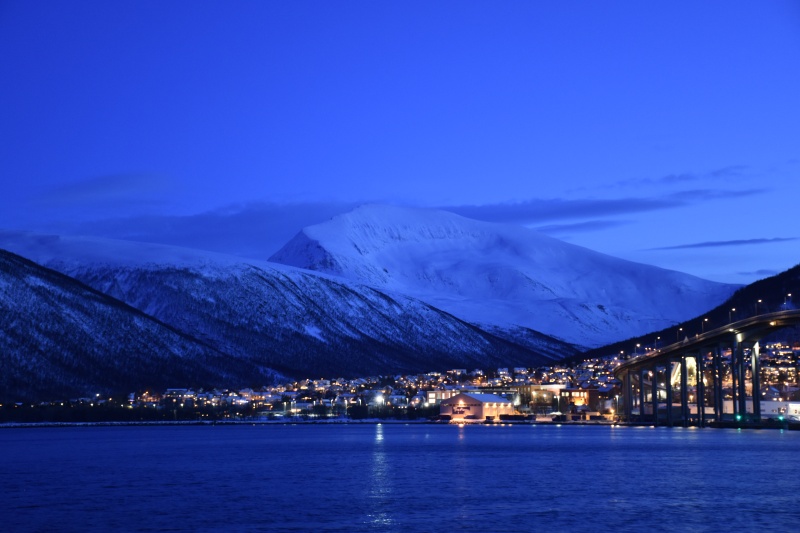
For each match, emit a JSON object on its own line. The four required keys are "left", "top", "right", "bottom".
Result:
{"left": 612, "top": 309, "right": 800, "bottom": 426}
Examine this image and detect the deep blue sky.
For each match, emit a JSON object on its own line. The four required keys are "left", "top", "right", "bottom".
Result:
{"left": 1, "top": 1, "right": 798, "bottom": 283}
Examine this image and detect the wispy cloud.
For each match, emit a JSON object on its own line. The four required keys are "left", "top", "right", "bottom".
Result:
{"left": 34, "top": 173, "right": 173, "bottom": 208}
{"left": 75, "top": 201, "right": 359, "bottom": 258}
{"left": 533, "top": 220, "right": 632, "bottom": 235}
{"left": 444, "top": 197, "right": 672, "bottom": 223}
{"left": 648, "top": 237, "right": 797, "bottom": 251}
{"left": 667, "top": 188, "right": 766, "bottom": 202}
{"left": 708, "top": 165, "right": 749, "bottom": 178}
{"left": 737, "top": 269, "right": 778, "bottom": 278}
{"left": 442, "top": 188, "right": 766, "bottom": 226}
{"left": 611, "top": 164, "right": 750, "bottom": 189}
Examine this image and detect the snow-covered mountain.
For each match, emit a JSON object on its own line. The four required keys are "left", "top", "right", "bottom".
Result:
{"left": 0, "top": 249, "right": 274, "bottom": 402}
{"left": 270, "top": 204, "right": 739, "bottom": 347}
{"left": 0, "top": 232, "right": 573, "bottom": 400}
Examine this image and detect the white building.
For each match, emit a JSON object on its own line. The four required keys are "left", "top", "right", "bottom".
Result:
{"left": 440, "top": 393, "right": 515, "bottom": 421}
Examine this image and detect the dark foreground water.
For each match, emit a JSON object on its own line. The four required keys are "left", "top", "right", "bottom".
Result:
{"left": 2, "top": 423, "right": 799, "bottom": 532}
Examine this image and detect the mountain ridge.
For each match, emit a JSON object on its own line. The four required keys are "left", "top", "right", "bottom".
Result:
{"left": 270, "top": 204, "right": 739, "bottom": 347}
{"left": 0, "top": 249, "right": 277, "bottom": 402}
{"left": 0, "top": 232, "right": 576, "bottom": 400}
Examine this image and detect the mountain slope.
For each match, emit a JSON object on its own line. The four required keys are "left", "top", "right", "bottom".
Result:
{"left": 65, "top": 261, "right": 572, "bottom": 377}
{"left": 577, "top": 262, "right": 800, "bottom": 361}
{"left": 0, "top": 233, "right": 577, "bottom": 387}
{"left": 0, "top": 249, "right": 273, "bottom": 402}
{"left": 270, "top": 204, "right": 739, "bottom": 347}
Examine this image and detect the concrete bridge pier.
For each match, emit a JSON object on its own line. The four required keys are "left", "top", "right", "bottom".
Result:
{"left": 735, "top": 340, "right": 747, "bottom": 417}
{"left": 650, "top": 365, "right": 658, "bottom": 426}
{"left": 665, "top": 359, "right": 673, "bottom": 426}
{"left": 731, "top": 339, "right": 738, "bottom": 421}
{"left": 639, "top": 367, "right": 646, "bottom": 422}
{"left": 680, "top": 355, "right": 689, "bottom": 428}
{"left": 697, "top": 351, "right": 706, "bottom": 427}
{"left": 751, "top": 342, "right": 761, "bottom": 422}
{"left": 624, "top": 368, "right": 633, "bottom": 422}
{"left": 712, "top": 344, "right": 723, "bottom": 423}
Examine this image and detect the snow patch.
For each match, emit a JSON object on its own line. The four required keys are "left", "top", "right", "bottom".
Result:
{"left": 303, "top": 324, "right": 326, "bottom": 343}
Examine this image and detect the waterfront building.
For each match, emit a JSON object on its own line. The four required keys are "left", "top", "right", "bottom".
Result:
{"left": 439, "top": 393, "right": 514, "bottom": 421}
{"left": 560, "top": 386, "right": 601, "bottom": 412}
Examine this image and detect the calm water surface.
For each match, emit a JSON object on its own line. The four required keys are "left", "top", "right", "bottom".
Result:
{"left": 2, "top": 423, "right": 799, "bottom": 532}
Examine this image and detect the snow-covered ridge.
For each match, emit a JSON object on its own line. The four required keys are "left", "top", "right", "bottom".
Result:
{"left": 270, "top": 204, "right": 739, "bottom": 347}
{"left": 0, "top": 229, "right": 265, "bottom": 270}
{"left": 0, "top": 229, "right": 574, "bottom": 396}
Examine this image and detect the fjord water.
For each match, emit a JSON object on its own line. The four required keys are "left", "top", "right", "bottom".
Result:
{"left": 3, "top": 424, "right": 798, "bottom": 532}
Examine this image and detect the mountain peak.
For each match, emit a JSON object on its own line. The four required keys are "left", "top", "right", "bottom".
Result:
{"left": 270, "top": 204, "right": 738, "bottom": 347}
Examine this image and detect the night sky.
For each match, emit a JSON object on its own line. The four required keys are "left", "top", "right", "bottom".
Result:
{"left": 1, "top": 1, "right": 798, "bottom": 284}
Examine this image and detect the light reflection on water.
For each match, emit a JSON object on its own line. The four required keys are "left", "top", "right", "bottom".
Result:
{"left": 367, "top": 424, "right": 393, "bottom": 529}
{"left": 2, "top": 424, "right": 800, "bottom": 532}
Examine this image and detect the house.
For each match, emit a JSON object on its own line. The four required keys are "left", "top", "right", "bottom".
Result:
{"left": 560, "top": 386, "right": 601, "bottom": 412}
{"left": 439, "top": 393, "right": 515, "bottom": 421}
{"left": 426, "top": 388, "right": 461, "bottom": 405}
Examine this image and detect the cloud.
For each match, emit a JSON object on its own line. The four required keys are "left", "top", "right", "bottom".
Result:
{"left": 667, "top": 188, "right": 766, "bottom": 202}
{"left": 708, "top": 165, "right": 749, "bottom": 178}
{"left": 533, "top": 219, "right": 632, "bottom": 235}
{"left": 34, "top": 173, "right": 173, "bottom": 208}
{"left": 443, "top": 198, "right": 675, "bottom": 224}
{"left": 441, "top": 188, "right": 766, "bottom": 226}
{"left": 737, "top": 269, "right": 779, "bottom": 278}
{"left": 648, "top": 237, "right": 797, "bottom": 251}
{"left": 75, "top": 201, "right": 359, "bottom": 259}
{"left": 611, "top": 164, "right": 750, "bottom": 189}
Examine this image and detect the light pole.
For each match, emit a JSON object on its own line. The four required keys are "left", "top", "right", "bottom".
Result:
{"left": 785, "top": 293, "right": 793, "bottom": 309}
{"left": 701, "top": 318, "right": 708, "bottom": 333}
{"left": 636, "top": 343, "right": 641, "bottom": 355}
{"left": 677, "top": 327, "right": 683, "bottom": 343}
{"left": 655, "top": 336, "right": 660, "bottom": 350}
{"left": 729, "top": 308, "right": 736, "bottom": 323}
{"left": 755, "top": 299, "right": 762, "bottom": 315}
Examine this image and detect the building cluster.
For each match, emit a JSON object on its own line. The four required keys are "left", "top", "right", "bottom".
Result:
{"left": 120, "top": 341, "right": 800, "bottom": 423}
{"left": 126, "top": 356, "right": 629, "bottom": 421}
{"left": 8, "top": 342, "right": 798, "bottom": 424}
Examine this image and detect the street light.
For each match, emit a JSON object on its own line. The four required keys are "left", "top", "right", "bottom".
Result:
{"left": 755, "top": 299, "right": 762, "bottom": 315}
{"left": 785, "top": 293, "right": 793, "bottom": 309}
{"left": 636, "top": 343, "right": 641, "bottom": 355}
{"left": 701, "top": 318, "right": 709, "bottom": 333}
{"left": 729, "top": 308, "right": 736, "bottom": 323}
{"left": 655, "top": 336, "right": 660, "bottom": 350}
{"left": 677, "top": 327, "right": 683, "bottom": 342}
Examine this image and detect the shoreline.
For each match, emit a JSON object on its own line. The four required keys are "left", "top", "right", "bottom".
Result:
{"left": 3, "top": 418, "right": 797, "bottom": 430}
{"left": 0, "top": 418, "right": 613, "bottom": 429}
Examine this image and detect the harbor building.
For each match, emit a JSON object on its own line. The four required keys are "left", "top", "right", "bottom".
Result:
{"left": 439, "top": 393, "right": 514, "bottom": 421}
